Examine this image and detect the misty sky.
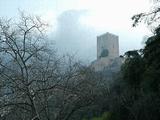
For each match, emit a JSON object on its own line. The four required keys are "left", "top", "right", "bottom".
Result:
{"left": 0, "top": 0, "right": 152, "bottom": 62}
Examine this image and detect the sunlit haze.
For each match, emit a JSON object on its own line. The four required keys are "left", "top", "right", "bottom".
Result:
{"left": 0, "top": 0, "right": 152, "bottom": 62}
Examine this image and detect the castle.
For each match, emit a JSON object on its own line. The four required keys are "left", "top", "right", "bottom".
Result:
{"left": 97, "top": 32, "right": 119, "bottom": 59}
{"left": 91, "top": 32, "right": 123, "bottom": 72}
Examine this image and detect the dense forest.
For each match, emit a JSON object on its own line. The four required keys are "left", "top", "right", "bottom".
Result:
{"left": 0, "top": 1, "right": 160, "bottom": 120}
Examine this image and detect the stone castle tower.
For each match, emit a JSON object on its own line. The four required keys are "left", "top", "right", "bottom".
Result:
{"left": 97, "top": 32, "right": 119, "bottom": 59}
{"left": 91, "top": 32, "right": 121, "bottom": 71}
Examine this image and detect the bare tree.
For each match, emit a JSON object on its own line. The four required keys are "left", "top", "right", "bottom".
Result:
{"left": 0, "top": 13, "right": 101, "bottom": 120}
{"left": 0, "top": 13, "right": 59, "bottom": 120}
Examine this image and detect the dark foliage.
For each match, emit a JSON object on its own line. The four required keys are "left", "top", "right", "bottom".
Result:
{"left": 100, "top": 49, "right": 109, "bottom": 58}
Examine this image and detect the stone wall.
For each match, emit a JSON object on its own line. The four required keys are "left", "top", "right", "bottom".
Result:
{"left": 97, "top": 32, "right": 119, "bottom": 59}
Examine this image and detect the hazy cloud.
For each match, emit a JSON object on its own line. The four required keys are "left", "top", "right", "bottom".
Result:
{"left": 50, "top": 10, "right": 148, "bottom": 63}
{"left": 53, "top": 10, "right": 97, "bottom": 62}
